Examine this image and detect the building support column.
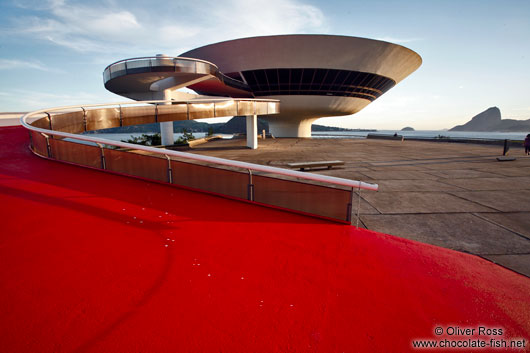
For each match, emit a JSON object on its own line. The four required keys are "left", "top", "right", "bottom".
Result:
{"left": 160, "top": 121, "right": 173, "bottom": 146}
{"left": 246, "top": 114, "right": 258, "bottom": 149}
{"left": 158, "top": 88, "right": 173, "bottom": 146}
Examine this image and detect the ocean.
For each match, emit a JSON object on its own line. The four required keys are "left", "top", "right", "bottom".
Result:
{"left": 88, "top": 130, "right": 528, "bottom": 142}
{"left": 312, "top": 130, "right": 528, "bottom": 140}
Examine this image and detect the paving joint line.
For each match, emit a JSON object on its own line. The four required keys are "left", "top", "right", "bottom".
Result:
{"left": 447, "top": 192, "right": 502, "bottom": 212}
{"left": 471, "top": 213, "right": 530, "bottom": 242}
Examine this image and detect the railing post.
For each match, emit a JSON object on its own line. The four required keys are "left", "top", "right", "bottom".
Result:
{"left": 503, "top": 139, "right": 510, "bottom": 156}
{"left": 46, "top": 112, "right": 52, "bottom": 131}
{"left": 247, "top": 169, "right": 254, "bottom": 201}
{"left": 42, "top": 133, "right": 52, "bottom": 158}
{"left": 165, "top": 154, "right": 173, "bottom": 183}
{"left": 81, "top": 107, "right": 87, "bottom": 132}
{"left": 346, "top": 187, "right": 354, "bottom": 224}
{"left": 119, "top": 105, "right": 123, "bottom": 127}
{"left": 356, "top": 183, "right": 362, "bottom": 228}
{"left": 96, "top": 143, "right": 106, "bottom": 170}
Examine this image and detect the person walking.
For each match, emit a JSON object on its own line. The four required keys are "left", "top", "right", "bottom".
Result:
{"left": 525, "top": 134, "right": 530, "bottom": 155}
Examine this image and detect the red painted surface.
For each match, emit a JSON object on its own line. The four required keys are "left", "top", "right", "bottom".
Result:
{"left": 0, "top": 126, "right": 529, "bottom": 352}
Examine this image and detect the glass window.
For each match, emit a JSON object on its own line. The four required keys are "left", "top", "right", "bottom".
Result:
{"left": 312, "top": 69, "right": 327, "bottom": 85}
{"left": 323, "top": 69, "right": 339, "bottom": 85}
{"left": 277, "top": 69, "right": 290, "bottom": 83}
{"left": 266, "top": 69, "right": 279, "bottom": 85}
{"left": 254, "top": 70, "right": 268, "bottom": 88}
{"left": 290, "top": 69, "right": 303, "bottom": 85}
{"left": 301, "top": 69, "right": 315, "bottom": 84}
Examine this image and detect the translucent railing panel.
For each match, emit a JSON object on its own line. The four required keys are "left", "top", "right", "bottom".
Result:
{"left": 103, "top": 70, "right": 111, "bottom": 82}
{"left": 189, "top": 103, "right": 215, "bottom": 119}
{"left": 50, "top": 111, "right": 85, "bottom": 134}
{"left": 105, "top": 150, "right": 169, "bottom": 183}
{"left": 109, "top": 62, "right": 127, "bottom": 79}
{"left": 124, "top": 59, "right": 152, "bottom": 70}
{"left": 151, "top": 57, "right": 175, "bottom": 68}
{"left": 237, "top": 101, "right": 254, "bottom": 115}
{"left": 194, "top": 61, "right": 216, "bottom": 75}
{"left": 268, "top": 102, "right": 280, "bottom": 114}
{"left": 121, "top": 106, "right": 157, "bottom": 126}
{"left": 86, "top": 108, "right": 120, "bottom": 131}
{"left": 170, "top": 161, "right": 249, "bottom": 200}
{"left": 50, "top": 139, "right": 102, "bottom": 168}
{"left": 31, "top": 131, "right": 48, "bottom": 157}
{"left": 31, "top": 116, "right": 51, "bottom": 130}
{"left": 174, "top": 60, "right": 196, "bottom": 73}
{"left": 255, "top": 101, "right": 268, "bottom": 115}
{"left": 253, "top": 175, "right": 351, "bottom": 221}
{"left": 214, "top": 100, "right": 238, "bottom": 117}
{"left": 157, "top": 104, "right": 188, "bottom": 122}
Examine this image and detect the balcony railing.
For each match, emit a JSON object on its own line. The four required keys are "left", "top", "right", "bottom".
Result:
{"left": 21, "top": 99, "right": 378, "bottom": 224}
{"left": 103, "top": 56, "right": 251, "bottom": 92}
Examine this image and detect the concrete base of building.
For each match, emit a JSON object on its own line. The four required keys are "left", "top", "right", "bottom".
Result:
{"left": 267, "top": 118, "right": 317, "bottom": 138}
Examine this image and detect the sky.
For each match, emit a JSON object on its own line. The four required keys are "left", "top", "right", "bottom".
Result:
{"left": 0, "top": 0, "right": 529, "bottom": 130}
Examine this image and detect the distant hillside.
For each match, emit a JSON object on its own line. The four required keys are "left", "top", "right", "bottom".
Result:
{"left": 311, "top": 125, "right": 358, "bottom": 132}
{"left": 215, "top": 116, "right": 269, "bottom": 134}
{"left": 88, "top": 117, "right": 362, "bottom": 134}
{"left": 450, "top": 107, "right": 530, "bottom": 132}
{"left": 401, "top": 127, "right": 415, "bottom": 131}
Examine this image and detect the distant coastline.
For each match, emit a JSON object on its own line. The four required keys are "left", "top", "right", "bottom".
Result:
{"left": 84, "top": 116, "right": 378, "bottom": 135}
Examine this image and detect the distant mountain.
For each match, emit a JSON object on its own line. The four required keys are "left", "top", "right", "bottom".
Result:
{"left": 215, "top": 116, "right": 270, "bottom": 134}
{"left": 311, "top": 125, "right": 357, "bottom": 132}
{"left": 401, "top": 127, "right": 415, "bottom": 131}
{"left": 88, "top": 117, "right": 363, "bottom": 134}
{"left": 450, "top": 107, "right": 530, "bottom": 132}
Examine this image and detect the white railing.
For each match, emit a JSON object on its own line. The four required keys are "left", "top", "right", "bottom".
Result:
{"left": 21, "top": 100, "right": 378, "bottom": 191}
{"left": 21, "top": 100, "right": 378, "bottom": 224}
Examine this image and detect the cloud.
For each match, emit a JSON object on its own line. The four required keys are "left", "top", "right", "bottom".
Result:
{"left": 207, "top": 0, "right": 326, "bottom": 39}
{"left": 9, "top": 0, "right": 326, "bottom": 55}
{"left": 0, "top": 58, "right": 64, "bottom": 72}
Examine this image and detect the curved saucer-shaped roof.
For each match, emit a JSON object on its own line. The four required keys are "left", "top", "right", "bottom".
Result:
{"left": 181, "top": 34, "right": 422, "bottom": 85}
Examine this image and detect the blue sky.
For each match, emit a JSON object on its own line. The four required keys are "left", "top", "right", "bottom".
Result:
{"left": 0, "top": 0, "right": 529, "bottom": 129}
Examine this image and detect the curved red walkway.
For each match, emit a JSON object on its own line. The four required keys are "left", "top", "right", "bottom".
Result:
{"left": 0, "top": 126, "right": 529, "bottom": 352}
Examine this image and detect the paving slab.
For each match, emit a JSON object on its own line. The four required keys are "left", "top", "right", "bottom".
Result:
{"left": 360, "top": 170, "right": 438, "bottom": 180}
{"left": 475, "top": 212, "right": 530, "bottom": 240}
{"left": 362, "top": 192, "right": 496, "bottom": 214}
{"left": 422, "top": 161, "right": 487, "bottom": 170}
{"left": 423, "top": 169, "right": 502, "bottom": 179}
{"left": 365, "top": 164, "right": 432, "bottom": 171}
{"left": 482, "top": 254, "right": 530, "bottom": 277}
{"left": 360, "top": 213, "right": 530, "bottom": 256}
{"left": 375, "top": 179, "right": 466, "bottom": 192}
{"left": 480, "top": 166, "right": 530, "bottom": 177}
{"left": 307, "top": 168, "right": 376, "bottom": 181}
{"left": 441, "top": 176, "right": 530, "bottom": 191}
{"left": 452, "top": 190, "right": 530, "bottom": 212}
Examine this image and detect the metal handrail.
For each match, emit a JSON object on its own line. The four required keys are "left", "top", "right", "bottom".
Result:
{"left": 103, "top": 56, "right": 219, "bottom": 73}
{"left": 20, "top": 100, "right": 378, "bottom": 191}
{"left": 103, "top": 56, "right": 251, "bottom": 92}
